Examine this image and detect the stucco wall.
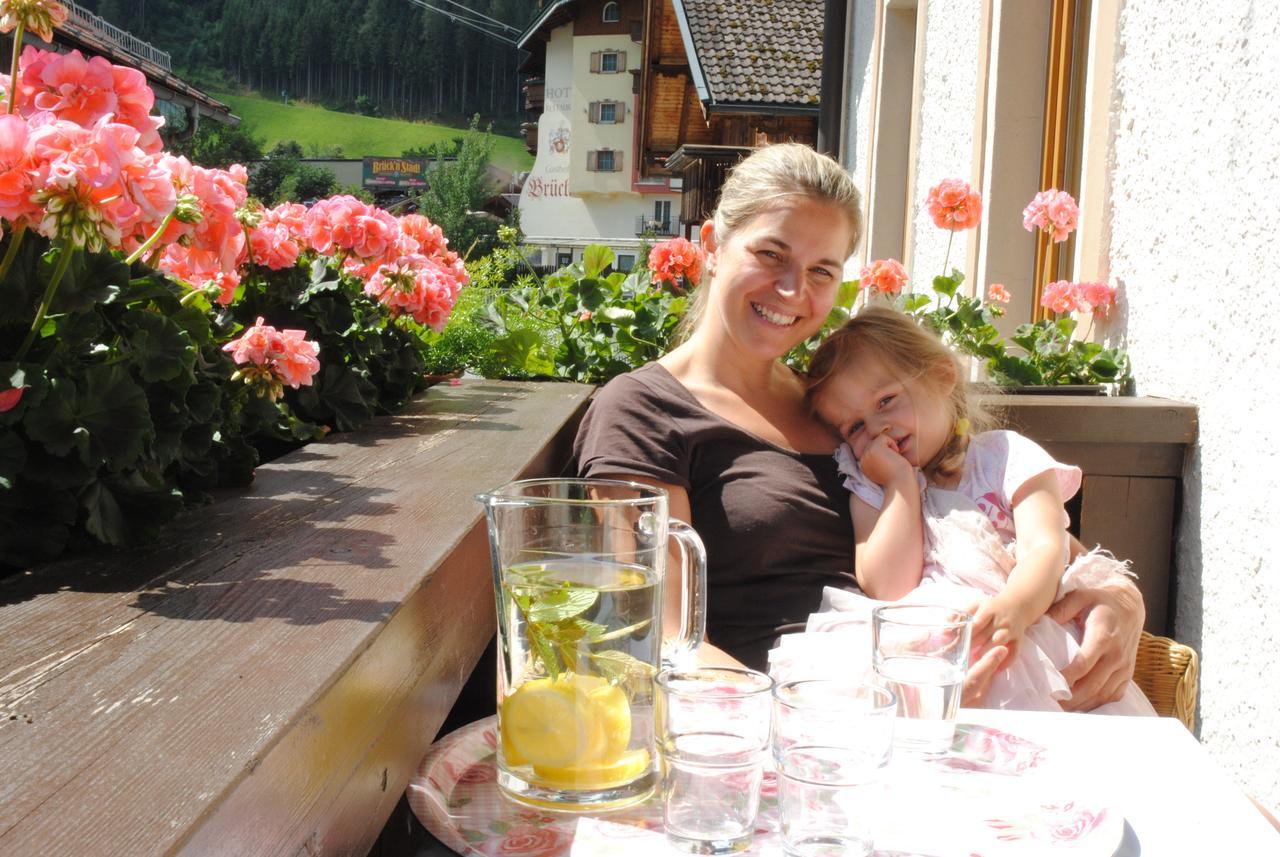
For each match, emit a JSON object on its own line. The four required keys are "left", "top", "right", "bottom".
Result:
{"left": 1103, "top": 0, "right": 1280, "bottom": 808}
{"left": 907, "top": 0, "right": 983, "bottom": 281}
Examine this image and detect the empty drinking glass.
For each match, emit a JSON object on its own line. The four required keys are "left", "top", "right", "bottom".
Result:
{"left": 871, "top": 604, "right": 971, "bottom": 757}
{"left": 772, "top": 681, "right": 897, "bottom": 857}
{"left": 656, "top": 667, "right": 774, "bottom": 854}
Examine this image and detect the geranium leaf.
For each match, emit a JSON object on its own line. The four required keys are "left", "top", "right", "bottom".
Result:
{"left": 81, "top": 479, "right": 129, "bottom": 546}
{"left": 50, "top": 249, "right": 128, "bottom": 313}
{"left": 0, "top": 430, "right": 26, "bottom": 489}
{"left": 23, "top": 377, "right": 87, "bottom": 459}
{"left": 125, "top": 310, "right": 197, "bottom": 383}
{"left": 79, "top": 364, "right": 153, "bottom": 469}
{"left": 582, "top": 245, "right": 614, "bottom": 279}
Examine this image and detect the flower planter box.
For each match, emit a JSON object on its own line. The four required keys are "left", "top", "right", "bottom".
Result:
{"left": 0, "top": 380, "right": 593, "bottom": 856}
{"left": 982, "top": 393, "right": 1198, "bottom": 635}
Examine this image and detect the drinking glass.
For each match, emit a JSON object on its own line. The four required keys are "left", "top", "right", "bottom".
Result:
{"left": 772, "top": 681, "right": 896, "bottom": 857}
{"left": 655, "top": 667, "right": 774, "bottom": 854}
{"left": 871, "top": 605, "right": 971, "bottom": 757}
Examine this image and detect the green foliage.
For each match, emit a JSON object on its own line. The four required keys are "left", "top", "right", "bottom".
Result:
{"left": 275, "top": 163, "right": 339, "bottom": 205}
{"left": 415, "top": 115, "right": 501, "bottom": 260}
{"left": 0, "top": 234, "right": 301, "bottom": 568}
{"left": 171, "top": 120, "right": 264, "bottom": 169}
{"left": 783, "top": 268, "right": 1132, "bottom": 388}
{"left": 0, "top": 230, "right": 442, "bottom": 570}
{"left": 480, "top": 244, "right": 687, "bottom": 383}
{"left": 247, "top": 141, "right": 304, "bottom": 202}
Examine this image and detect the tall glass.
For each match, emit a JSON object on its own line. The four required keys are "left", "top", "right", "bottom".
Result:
{"left": 656, "top": 667, "right": 774, "bottom": 854}
{"left": 871, "top": 605, "right": 971, "bottom": 757}
{"left": 477, "top": 478, "right": 707, "bottom": 811}
{"left": 772, "top": 681, "right": 897, "bottom": 857}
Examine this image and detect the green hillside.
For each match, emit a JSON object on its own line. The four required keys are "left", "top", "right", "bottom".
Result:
{"left": 213, "top": 91, "right": 533, "bottom": 174}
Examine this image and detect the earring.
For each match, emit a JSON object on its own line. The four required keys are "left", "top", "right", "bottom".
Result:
{"left": 954, "top": 417, "right": 970, "bottom": 437}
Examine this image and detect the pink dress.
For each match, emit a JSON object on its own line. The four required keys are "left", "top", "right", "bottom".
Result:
{"left": 790, "top": 430, "right": 1153, "bottom": 715}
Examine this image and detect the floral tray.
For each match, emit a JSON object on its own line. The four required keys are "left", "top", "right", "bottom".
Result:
{"left": 407, "top": 717, "right": 1122, "bottom": 857}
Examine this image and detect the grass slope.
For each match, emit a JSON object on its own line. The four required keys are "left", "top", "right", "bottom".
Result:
{"left": 213, "top": 91, "right": 533, "bottom": 173}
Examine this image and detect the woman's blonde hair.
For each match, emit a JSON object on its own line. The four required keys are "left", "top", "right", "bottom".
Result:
{"left": 804, "top": 305, "right": 993, "bottom": 479}
{"left": 676, "top": 143, "right": 863, "bottom": 340}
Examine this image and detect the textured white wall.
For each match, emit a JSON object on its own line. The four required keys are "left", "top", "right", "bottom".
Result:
{"left": 1103, "top": 0, "right": 1280, "bottom": 808}
{"left": 907, "top": 0, "right": 983, "bottom": 284}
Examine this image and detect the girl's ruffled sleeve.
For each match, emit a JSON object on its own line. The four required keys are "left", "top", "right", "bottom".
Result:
{"left": 833, "top": 443, "right": 885, "bottom": 510}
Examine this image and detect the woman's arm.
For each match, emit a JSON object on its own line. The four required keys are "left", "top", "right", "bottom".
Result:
{"left": 970, "top": 470, "right": 1068, "bottom": 658}
{"left": 593, "top": 472, "right": 745, "bottom": 669}
{"left": 850, "top": 435, "right": 924, "bottom": 600}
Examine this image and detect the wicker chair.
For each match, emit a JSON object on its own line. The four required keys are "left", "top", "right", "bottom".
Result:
{"left": 1133, "top": 631, "right": 1199, "bottom": 731}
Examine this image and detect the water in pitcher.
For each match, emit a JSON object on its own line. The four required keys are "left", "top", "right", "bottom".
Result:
{"left": 497, "top": 559, "right": 660, "bottom": 802}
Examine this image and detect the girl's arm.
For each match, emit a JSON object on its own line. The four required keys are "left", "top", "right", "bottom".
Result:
{"left": 971, "top": 470, "right": 1069, "bottom": 657}
{"left": 850, "top": 434, "right": 923, "bottom": 600}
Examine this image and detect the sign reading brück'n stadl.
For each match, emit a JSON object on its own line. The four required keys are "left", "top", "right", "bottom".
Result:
{"left": 362, "top": 156, "right": 429, "bottom": 189}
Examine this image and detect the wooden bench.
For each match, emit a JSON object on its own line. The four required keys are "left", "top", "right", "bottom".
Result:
{"left": 0, "top": 380, "right": 593, "bottom": 856}
{"left": 987, "top": 394, "right": 1198, "bottom": 635}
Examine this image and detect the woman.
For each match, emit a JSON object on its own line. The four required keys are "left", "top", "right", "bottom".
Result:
{"left": 572, "top": 143, "right": 1143, "bottom": 709}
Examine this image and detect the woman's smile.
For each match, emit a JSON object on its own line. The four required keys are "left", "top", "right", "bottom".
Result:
{"left": 751, "top": 302, "right": 800, "bottom": 327}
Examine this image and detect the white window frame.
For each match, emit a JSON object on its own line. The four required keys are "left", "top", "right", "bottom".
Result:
{"left": 602, "top": 1, "right": 620, "bottom": 23}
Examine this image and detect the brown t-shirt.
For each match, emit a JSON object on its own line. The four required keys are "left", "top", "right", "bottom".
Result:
{"left": 572, "top": 363, "right": 859, "bottom": 670}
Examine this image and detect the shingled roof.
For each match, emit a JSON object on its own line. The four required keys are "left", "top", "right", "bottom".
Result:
{"left": 673, "top": 0, "right": 823, "bottom": 111}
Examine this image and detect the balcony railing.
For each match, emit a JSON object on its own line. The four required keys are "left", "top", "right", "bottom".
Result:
{"left": 635, "top": 217, "right": 676, "bottom": 237}
{"left": 63, "top": 0, "right": 172, "bottom": 70}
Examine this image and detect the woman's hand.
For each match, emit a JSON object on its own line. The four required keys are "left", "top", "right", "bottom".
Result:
{"left": 1048, "top": 576, "right": 1145, "bottom": 710}
{"left": 962, "top": 643, "right": 1010, "bottom": 706}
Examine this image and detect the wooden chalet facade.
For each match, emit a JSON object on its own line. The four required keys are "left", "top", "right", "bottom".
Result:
{"left": 637, "top": 0, "right": 823, "bottom": 235}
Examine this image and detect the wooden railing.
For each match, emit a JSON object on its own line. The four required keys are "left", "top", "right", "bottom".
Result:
{"left": 62, "top": 0, "right": 172, "bottom": 70}
{"left": 0, "top": 380, "right": 593, "bottom": 855}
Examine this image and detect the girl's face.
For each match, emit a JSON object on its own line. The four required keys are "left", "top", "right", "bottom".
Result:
{"left": 700, "top": 200, "right": 854, "bottom": 362}
{"left": 812, "top": 351, "right": 955, "bottom": 470}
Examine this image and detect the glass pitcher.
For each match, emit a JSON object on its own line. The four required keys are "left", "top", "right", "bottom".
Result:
{"left": 477, "top": 478, "right": 707, "bottom": 811}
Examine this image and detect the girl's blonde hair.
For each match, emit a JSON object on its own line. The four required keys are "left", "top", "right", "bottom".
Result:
{"left": 676, "top": 143, "right": 864, "bottom": 341}
{"left": 804, "top": 305, "right": 994, "bottom": 479}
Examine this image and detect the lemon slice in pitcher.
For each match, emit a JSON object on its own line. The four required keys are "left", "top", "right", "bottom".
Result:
{"left": 532, "top": 748, "right": 651, "bottom": 790}
{"left": 501, "top": 673, "right": 633, "bottom": 771}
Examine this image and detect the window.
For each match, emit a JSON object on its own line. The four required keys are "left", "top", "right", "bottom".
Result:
{"left": 617, "top": 253, "right": 636, "bottom": 272}
{"left": 588, "top": 101, "right": 622, "bottom": 124}
{"left": 591, "top": 50, "right": 626, "bottom": 73}
{"left": 588, "top": 149, "right": 620, "bottom": 171}
{"left": 556, "top": 252, "right": 573, "bottom": 267}
{"left": 599, "top": 102, "right": 617, "bottom": 123}
{"left": 602, "top": 1, "right": 620, "bottom": 23}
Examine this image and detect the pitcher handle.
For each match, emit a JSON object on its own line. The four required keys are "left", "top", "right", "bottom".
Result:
{"left": 662, "top": 518, "right": 707, "bottom": 669}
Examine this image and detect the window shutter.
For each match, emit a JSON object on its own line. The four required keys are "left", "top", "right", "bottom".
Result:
{"left": 587, "top": 150, "right": 598, "bottom": 171}
{"left": 612, "top": 151, "right": 623, "bottom": 172}
{"left": 590, "top": 51, "right": 601, "bottom": 73}
{"left": 589, "top": 101, "right": 600, "bottom": 123}
{"left": 616, "top": 52, "right": 627, "bottom": 72}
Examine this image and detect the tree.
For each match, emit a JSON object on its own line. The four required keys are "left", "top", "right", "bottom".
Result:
{"left": 248, "top": 141, "right": 304, "bottom": 202}
{"left": 171, "top": 120, "right": 264, "bottom": 169}
{"left": 414, "top": 116, "right": 500, "bottom": 260}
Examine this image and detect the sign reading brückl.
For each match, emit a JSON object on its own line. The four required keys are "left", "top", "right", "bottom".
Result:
{"left": 362, "top": 157, "right": 430, "bottom": 189}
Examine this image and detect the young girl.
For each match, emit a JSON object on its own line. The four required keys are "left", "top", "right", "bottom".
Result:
{"left": 796, "top": 306, "right": 1153, "bottom": 714}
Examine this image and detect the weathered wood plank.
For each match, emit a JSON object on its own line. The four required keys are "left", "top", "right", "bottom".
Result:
{"left": 984, "top": 394, "right": 1198, "bottom": 446}
{"left": 1080, "top": 475, "right": 1177, "bottom": 635}
{"left": 0, "top": 380, "right": 593, "bottom": 856}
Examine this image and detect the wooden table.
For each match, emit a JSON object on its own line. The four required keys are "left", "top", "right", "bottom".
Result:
{"left": 0, "top": 380, "right": 593, "bottom": 856}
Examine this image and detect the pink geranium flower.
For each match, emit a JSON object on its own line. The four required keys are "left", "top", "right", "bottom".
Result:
{"left": 157, "top": 160, "right": 247, "bottom": 289}
{"left": 363, "top": 253, "right": 460, "bottom": 331}
{"left": 649, "top": 236, "right": 703, "bottom": 289}
{"left": 0, "top": 112, "right": 38, "bottom": 225}
{"left": 926, "top": 178, "right": 983, "bottom": 231}
{"left": 1040, "top": 280, "right": 1082, "bottom": 314}
{"left": 860, "top": 258, "right": 908, "bottom": 296}
{"left": 1022, "top": 189, "right": 1079, "bottom": 243}
{"left": 399, "top": 213, "right": 448, "bottom": 257}
{"left": 1077, "top": 281, "right": 1117, "bottom": 315}
{"left": 987, "top": 282, "right": 1011, "bottom": 304}
{"left": 222, "top": 317, "right": 320, "bottom": 398}
{"left": 0, "top": 0, "right": 69, "bottom": 45}
{"left": 249, "top": 202, "right": 308, "bottom": 270}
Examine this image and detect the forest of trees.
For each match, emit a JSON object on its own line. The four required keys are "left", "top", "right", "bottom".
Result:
{"left": 80, "top": 0, "right": 537, "bottom": 126}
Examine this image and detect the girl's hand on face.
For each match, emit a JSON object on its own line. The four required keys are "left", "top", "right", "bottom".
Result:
{"left": 970, "top": 593, "right": 1029, "bottom": 668}
{"left": 856, "top": 431, "right": 914, "bottom": 488}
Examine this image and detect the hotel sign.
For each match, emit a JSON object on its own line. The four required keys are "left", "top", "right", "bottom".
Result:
{"left": 362, "top": 156, "right": 429, "bottom": 189}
